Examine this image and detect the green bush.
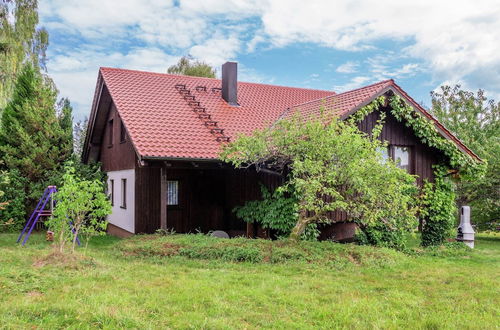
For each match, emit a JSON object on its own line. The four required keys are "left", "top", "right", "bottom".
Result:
{"left": 233, "top": 184, "right": 319, "bottom": 240}
{"left": 420, "top": 172, "right": 457, "bottom": 247}
{"left": 0, "top": 169, "right": 28, "bottom": 232}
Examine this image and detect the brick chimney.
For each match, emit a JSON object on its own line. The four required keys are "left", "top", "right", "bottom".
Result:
{"left": 222, "top": 61, "right": 238, "bottom": 106}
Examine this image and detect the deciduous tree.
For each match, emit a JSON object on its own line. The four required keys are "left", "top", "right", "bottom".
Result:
{"left": 222, "top": 112, "right": 418, "bottom": 249}
{"left": 167, "top": 56, "right": 216, "bottom": 78}
{"left": 431, "top": 85, "right": 499, "bottom": 229}
{"left": 0, "top": 0, "right": 49, "bottom": 108}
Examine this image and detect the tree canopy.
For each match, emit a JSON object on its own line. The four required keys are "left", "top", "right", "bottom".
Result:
{"left": 221, "top": 111, "right": 418, "bottom": 248}
{"left": 431, "top": 85, "right": 499, "bottom": 229}
{"left": 0, "top": 0, "right": 49, "bottom": 108}
{"left": 167, "top": 56, "right": 216, "bottom": 78}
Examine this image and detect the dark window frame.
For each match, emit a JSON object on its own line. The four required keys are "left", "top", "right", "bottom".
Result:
{"left": 109, "top": 179, "right": 114, "bottom": 206}
{"left": 108, "top": 119, "right": 114, "bottom": 147}
{"left": 390, "top": 145, "right": 413, "bottom": 173}
{"left": 167, "top": 180, "right": 179, "bottom": 206}
{"left": 120, "top": 121, "right": 126, "bottom": 143}
{"left": 120, "top": 178, "right": 127, "bottom": 209}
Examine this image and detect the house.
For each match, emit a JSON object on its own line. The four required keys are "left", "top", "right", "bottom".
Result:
{"left": 82, "top": 62, "right": 479, "bottom": 239}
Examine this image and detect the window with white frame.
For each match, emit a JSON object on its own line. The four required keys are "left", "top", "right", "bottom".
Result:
{"left": 167, "top": 180, "right": 179, "bottom": 205}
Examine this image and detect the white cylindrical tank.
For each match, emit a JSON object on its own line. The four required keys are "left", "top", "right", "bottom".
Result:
{"left": 457, "top": 206, "right": 475, "bottom": 248}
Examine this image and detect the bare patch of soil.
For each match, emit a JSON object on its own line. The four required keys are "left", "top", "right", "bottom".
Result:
{"left": 33, "top": 250, "right": 95, "bottom": 269}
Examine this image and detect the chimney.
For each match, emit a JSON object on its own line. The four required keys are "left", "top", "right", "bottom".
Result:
{"left": 222, "top": 61, "right": 238, "bottom": 106}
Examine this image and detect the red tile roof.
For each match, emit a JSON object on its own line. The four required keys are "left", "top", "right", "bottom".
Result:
{"left": 97, "top": 67, "right": 479, "bottom": 162}
{"left": 99, "top": 67, "right": 334, "bottom": 159}
{"left": 286, "top": 79, "right": 393, "bottom": 119}
{"left": 286, "top": 79, "right": 480, "bottom": 161}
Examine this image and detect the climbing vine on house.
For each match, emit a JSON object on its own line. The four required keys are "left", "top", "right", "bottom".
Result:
{"left": 354, "top": 94, "right": 484, "bottom": 246}
{"left": 419, "top": 167, "right": 457, "bottom": 246}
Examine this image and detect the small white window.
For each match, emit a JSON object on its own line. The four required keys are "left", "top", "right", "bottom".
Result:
{"left": 167, "top": 181, "right": 178, "bottom": 205}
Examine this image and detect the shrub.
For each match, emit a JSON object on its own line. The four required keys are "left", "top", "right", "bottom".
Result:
{"left": 420, "top": 172, "right": 457, "bottom": 247}
{"left": 233, "top": 184, "right": 319, "bottom": 240}
{"left": 46, "top": 163, "right": 111, "bottom": 253}
{"left": 222, "top": 109, "right": 418, "bottom": 247}
{"left": 0, "top": 169, "right": 27, "bottom": 232}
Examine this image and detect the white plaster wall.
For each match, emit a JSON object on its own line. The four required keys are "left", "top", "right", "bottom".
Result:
{"left": 107, "top": 169, "right": 135, "bottom": 233}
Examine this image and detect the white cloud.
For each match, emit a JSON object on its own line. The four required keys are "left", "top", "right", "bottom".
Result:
{"left": 336, "top": 61, "right": 359, "bottom": 74}
{"left": 39, "top": 0, "right": 500, "bottom": 118}
{"left": 333, "top": 76, "right": 371, "bottom": 92}
{"left": 48, "top": 48, "right": 179, "bottom": 118}
{"left": 189, "top": 36, "right": 241, "bottom": 67}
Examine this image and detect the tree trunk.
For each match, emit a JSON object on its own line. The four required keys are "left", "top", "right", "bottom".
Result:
{"left": 289, "top": 211, "right": 309, "bottom": 241}
{"left": 72, "top": 221, "right": 81, "bottom": 253}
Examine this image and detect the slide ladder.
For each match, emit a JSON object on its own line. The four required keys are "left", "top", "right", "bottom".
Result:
{"left": 17, "top": 186, "right": 80, "bottom": 246}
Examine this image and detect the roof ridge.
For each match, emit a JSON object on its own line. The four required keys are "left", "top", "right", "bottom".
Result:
{"left": 289, "top": 79, "right": 394, "bottom": 110}
{"left": 335, "top": 79, "right": 394, "bottom": 96}
{"left": 99, "top": 67, "right": 334, "bottom": 93}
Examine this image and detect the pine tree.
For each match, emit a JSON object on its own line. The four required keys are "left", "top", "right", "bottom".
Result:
{"left": 73, "top": 117, "right": 88, "bottom": 158}
{"left": 57, "top": 97, "right": 74, "bottom": 157}
{"left": 0, "top": 64, "right": 69, "bottom": 183}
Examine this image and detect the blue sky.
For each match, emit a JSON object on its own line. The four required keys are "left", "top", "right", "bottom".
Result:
{"left": 39, "top": 0, "right": 500, "bottom": 120}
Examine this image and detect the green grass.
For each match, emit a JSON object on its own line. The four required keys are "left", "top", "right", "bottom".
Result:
{"left": 0, "top": 233, "right": 498, "bottom": 329}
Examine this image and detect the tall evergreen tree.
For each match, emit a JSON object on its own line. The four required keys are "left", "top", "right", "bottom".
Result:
{"left": 167, "top": 56, "right": 216, "bottom": 78}
{"left": 0, "top": 0, "right": 48, "bottom": 108}
{"left": 0, "top": 64, "right": 69, "bottom": 183}
{"left": 73, "top": 117, "right": 88, "bottom": 158}
{"left": 57, "top": 97, "right": 74, "bottom": 157}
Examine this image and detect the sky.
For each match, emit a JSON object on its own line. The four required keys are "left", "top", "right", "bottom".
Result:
{"left": 39, "top": 0, "right": 500, "bottom": 121}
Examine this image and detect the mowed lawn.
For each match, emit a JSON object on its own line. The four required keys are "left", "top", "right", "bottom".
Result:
{"left": 0, "top": 233, "right": 498, "bottom": 329}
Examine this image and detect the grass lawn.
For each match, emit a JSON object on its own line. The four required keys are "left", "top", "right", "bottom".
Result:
{"left": 0, "top": 233, "right": 498, "bottom": 329}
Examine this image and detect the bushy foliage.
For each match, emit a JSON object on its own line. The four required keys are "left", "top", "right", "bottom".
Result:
{"left": 420, "top": 171, "right": 457, "bottom": 247}
{"left": 233, "top": 184, "right": 320, "bottom": 241}
{"left": 222, "top": 112, "right": 418, "bottom": 246}
{"left": 430, "top": 85, "right": 499, "bottom": 230}
{"left": 0, "top": 169, "right": 27, "bottom": 232}
{"left": 0, "top": 0, "right": 49, "bottom": 108}
{"left": 167, "top": 56, "right": 216, "bottom": 78}
{"left": 46, "top": 164, "right": 111, "bottom": 253}
{"left": 0, "top": 64, "right": 75, "bottom": 218}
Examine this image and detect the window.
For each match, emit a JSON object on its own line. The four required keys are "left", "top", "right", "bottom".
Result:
{"left": 109, "top": 179, "right": 114, "bottom": 206}
{"left": 120, "top": 178, "right": 126, "bottom": 209}
{"left": 393, "top": 146, "right": 411, "bottom": 172}
{"left": 108, "top": 119, "right": 114, "bottom": 146}
{"left": 167, "top": 181, "right": 178, "bottom": 205}
{"left": 120, "top": 121, "right": 126, "bottom": 143}
{"left": 377, "top": 146, "right": 390, "bottom": 163}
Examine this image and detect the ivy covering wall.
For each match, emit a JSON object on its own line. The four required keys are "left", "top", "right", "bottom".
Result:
{"left": 353, "top": 94, "right": 484, "bottom": 246}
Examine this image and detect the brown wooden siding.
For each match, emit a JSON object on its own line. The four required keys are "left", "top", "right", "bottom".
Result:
{"left": 357, "top": 108, "right": 442, "bottom": 186}
{"left": 321, "top": 107, "right": 445, "bottom": 240}
{"left": 132, "top": 163, "right": 282, "bottom": 235}
{"left": 164, "top": 167, "right": 281, "bottom": 236}
{"left": 134, "top": 166, "right": 162, "bottom": 233}
{"left": 99, "top": 104, "right": 137, "bottom": 172}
